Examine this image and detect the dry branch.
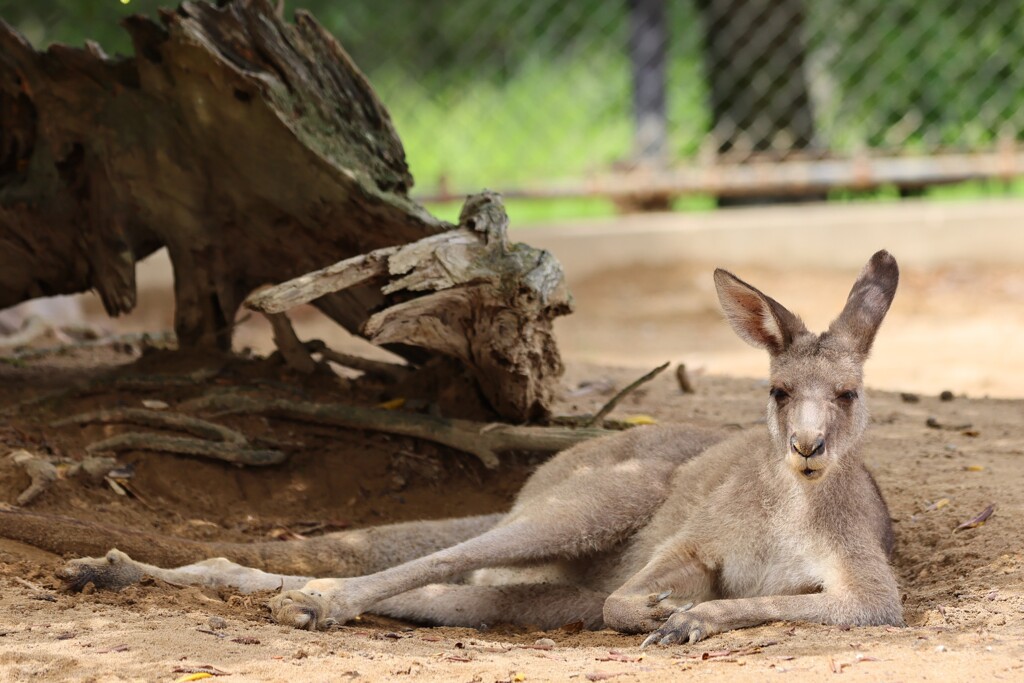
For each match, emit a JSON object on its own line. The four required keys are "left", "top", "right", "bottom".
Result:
{"left": 84, "top": 433, "right": 285, "bottom": 467}
{"left": 52, "top": 407, "right": 284, "bottom": 466}
{"left": 266, "top": 313, "right": 317, "bottom": 374}
{"left": 585, "top": 362, "right": 670, "bottom": 427}
{"left": 184, "top": 393, "right": 613, "bottom": 469}
{"left": 52, "top": 408, "right": 248, "bottom": 444}
{"left": 675, "top": 363, "right": 696, "bottom": 394}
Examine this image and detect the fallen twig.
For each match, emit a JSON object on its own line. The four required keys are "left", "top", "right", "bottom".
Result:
{"left": 182, "top": 391, "right": 615, "bottom": 469}
{"left": 675, "top": 363, "right": 695, "bottom": 394}
{"left": 13, "top": 576, "right": 46, "bottom": 592}
{"left": 85, "top": 433, "right": 286, "bottom": 466}
{"left": 585, "top": 362, "right": 670, "bottom": 428}
{"left": 53, "top": 408, "right": 247, "bottom": 445}
{"left": 953, "top": 503, "right": 995, "bottom": 533}
{"left": 266, "top": 313, "right": 317, "bottom": 374}
{"left": 925, "top": 416, "right": 972, "bottom": 431}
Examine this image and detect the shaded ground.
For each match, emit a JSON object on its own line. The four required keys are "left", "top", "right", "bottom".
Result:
{"left": 0, "top": 348, "right": 1022, "bottom": 681}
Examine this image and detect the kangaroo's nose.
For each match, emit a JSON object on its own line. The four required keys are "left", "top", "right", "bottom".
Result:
{"left": 790, "top": 433, "right": 825, "bottom": 457}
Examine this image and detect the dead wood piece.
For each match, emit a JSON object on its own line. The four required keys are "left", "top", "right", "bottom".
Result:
{"left": 183, "top": 393, "right": 614, "bottom": 469}
{"left": 244, "top": 191, "right": 571, "bottom": 422}
{"left": 1, "top": 1, "right": 576, "bottom": 427}
{"left": 584, "top": 362, "right": 670, "bottom": 427}
{"left": 52, "top": 408, "right": 247, "bottom": 445}
{"left": 675, "top": 363, "right": 695, "bottom": 394}
{"left": 246, "top": 251, "right": 394, "bottom": 314}
{"left": 953, "top": 503, "right": 996, "bottom": 533}
{"left": 85, "top": 433, "right": 285, "bottom": 467}
{"left": 8, "top": 450, "right": 58, "bottom": 506}
{"left": 265, "top": 313, "right": 317, "bottom": 374}
{"left": 305, "top": 341, "right": 410, "bottom": 383}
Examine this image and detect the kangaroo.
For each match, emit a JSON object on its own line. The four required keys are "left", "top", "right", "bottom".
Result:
{"left": 52, "top": 250, "right": 903, "bottom": 646}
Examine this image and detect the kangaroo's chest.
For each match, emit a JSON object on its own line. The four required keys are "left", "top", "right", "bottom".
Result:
{"left": 717, "top": 526, "right": 835, "bottom": 599}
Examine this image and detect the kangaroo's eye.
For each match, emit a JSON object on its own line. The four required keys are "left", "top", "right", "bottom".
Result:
{"left": 837, "top": 390, "right": 858, "bottom": 402}
{"left": 769, "top": 387, "right": 790, "bottom": 402}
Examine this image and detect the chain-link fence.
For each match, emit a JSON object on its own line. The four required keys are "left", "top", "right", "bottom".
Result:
{"left": 7, "top": 1, "right": 1024, "bottom": 200}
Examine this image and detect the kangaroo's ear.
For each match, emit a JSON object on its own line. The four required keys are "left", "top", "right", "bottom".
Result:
{"left": 714, "top": 269, "right": 808, "bottom": 356}
{"left": 828, "top": 250, "right": 899, "bottom": 358}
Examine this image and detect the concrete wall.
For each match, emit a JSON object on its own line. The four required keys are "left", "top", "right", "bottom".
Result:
{"left": 512, "top": 199, "right": 1024, "bottom": 279}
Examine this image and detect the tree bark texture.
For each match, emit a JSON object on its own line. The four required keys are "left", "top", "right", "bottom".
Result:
{"left": 0, "top": 0, "right": 444, "bottom": 349}
{"left": 0, "top": 1, "right": 572, "bottom": 421}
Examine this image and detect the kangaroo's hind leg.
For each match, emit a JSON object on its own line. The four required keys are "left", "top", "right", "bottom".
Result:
{"left": 55, "top": 513, "right": 505, "bottom": 593}
{"left": 269, "top": 428, "right": 712, "bottom": 630}
{"left": 371, "top": 583, "right": 608, "bottom": 629}
{"left": 57, "top": 549, "right": 315, "bottom": 594}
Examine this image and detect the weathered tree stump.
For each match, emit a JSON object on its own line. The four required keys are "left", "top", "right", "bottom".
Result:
{"left": 0, "top": 0, "right": 572, "bottom": 420}
{"left": 248, "top": 191, "right": 571, "bottom": 421}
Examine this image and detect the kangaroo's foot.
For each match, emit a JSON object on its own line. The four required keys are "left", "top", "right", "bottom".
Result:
{"left": 56, "top": 549, "right": 145, "bottom": 591}
{"left": 269, "top": 578, "right": 358, "bottom": 631}
{"left": 268, "top": 590, "right": 334, "bottom": 630}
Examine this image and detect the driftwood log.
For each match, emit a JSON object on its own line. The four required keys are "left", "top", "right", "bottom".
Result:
{"left": 0, "top": 0, "right": 572, "bottom": 421}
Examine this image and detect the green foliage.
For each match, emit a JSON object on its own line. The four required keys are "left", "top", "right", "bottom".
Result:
{"left": 0, "top": 0, "right": 165, "bottom": 55}
{"left": 2, "top": 0, "right": 1022, "bottom": 217}
{"left": 808, "top": 0, "right": 1024, "bottom": 152}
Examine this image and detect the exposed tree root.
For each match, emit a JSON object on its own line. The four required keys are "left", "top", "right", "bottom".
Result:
{"left": 183, "top": 392, "right": 615, "bottom": 469}
{"left": 53, "top": 408, "right": 248, "bottom": 444}
{"left": 52, "top": 407, "right": 284, "bottom": 466}
{"left": 82, "top": 433, "right": 286, "bottom": 467}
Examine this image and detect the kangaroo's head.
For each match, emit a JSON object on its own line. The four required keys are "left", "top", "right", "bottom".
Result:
{"left": 713, "top": 250, "right": 899, "bottom": 482}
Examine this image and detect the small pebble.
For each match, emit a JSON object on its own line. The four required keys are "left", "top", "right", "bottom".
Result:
{"left": 900, "top": 392, "right": 920, "bottom": 403}
{"left": 934, "top": 645, "right": 947, "bottom": 653}
{"left": 533, "top": 638, "right": 556, "bottom": 650}
{"left": 939, "top": 390, "right": 955, "bottom": 402}
{"left": 208, "top": 616, "right": 227, "bottom": 630}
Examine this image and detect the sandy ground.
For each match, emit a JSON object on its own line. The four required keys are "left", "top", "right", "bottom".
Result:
{"left": 1, "top": 209, "right": 1023, "bottom": 681}
{"left": 0, "top": 355, "right": 1022, "bottom": 682}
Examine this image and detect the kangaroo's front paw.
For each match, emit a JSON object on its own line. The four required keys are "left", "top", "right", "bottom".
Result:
{"left": 604, "top": 590, "right": 695, "bottom": 633}
{"left": 640, "top": 606, "right": 713, "bottom": 647}
{"left": 56, "top": 549, "right": 144, "bottom": 592}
